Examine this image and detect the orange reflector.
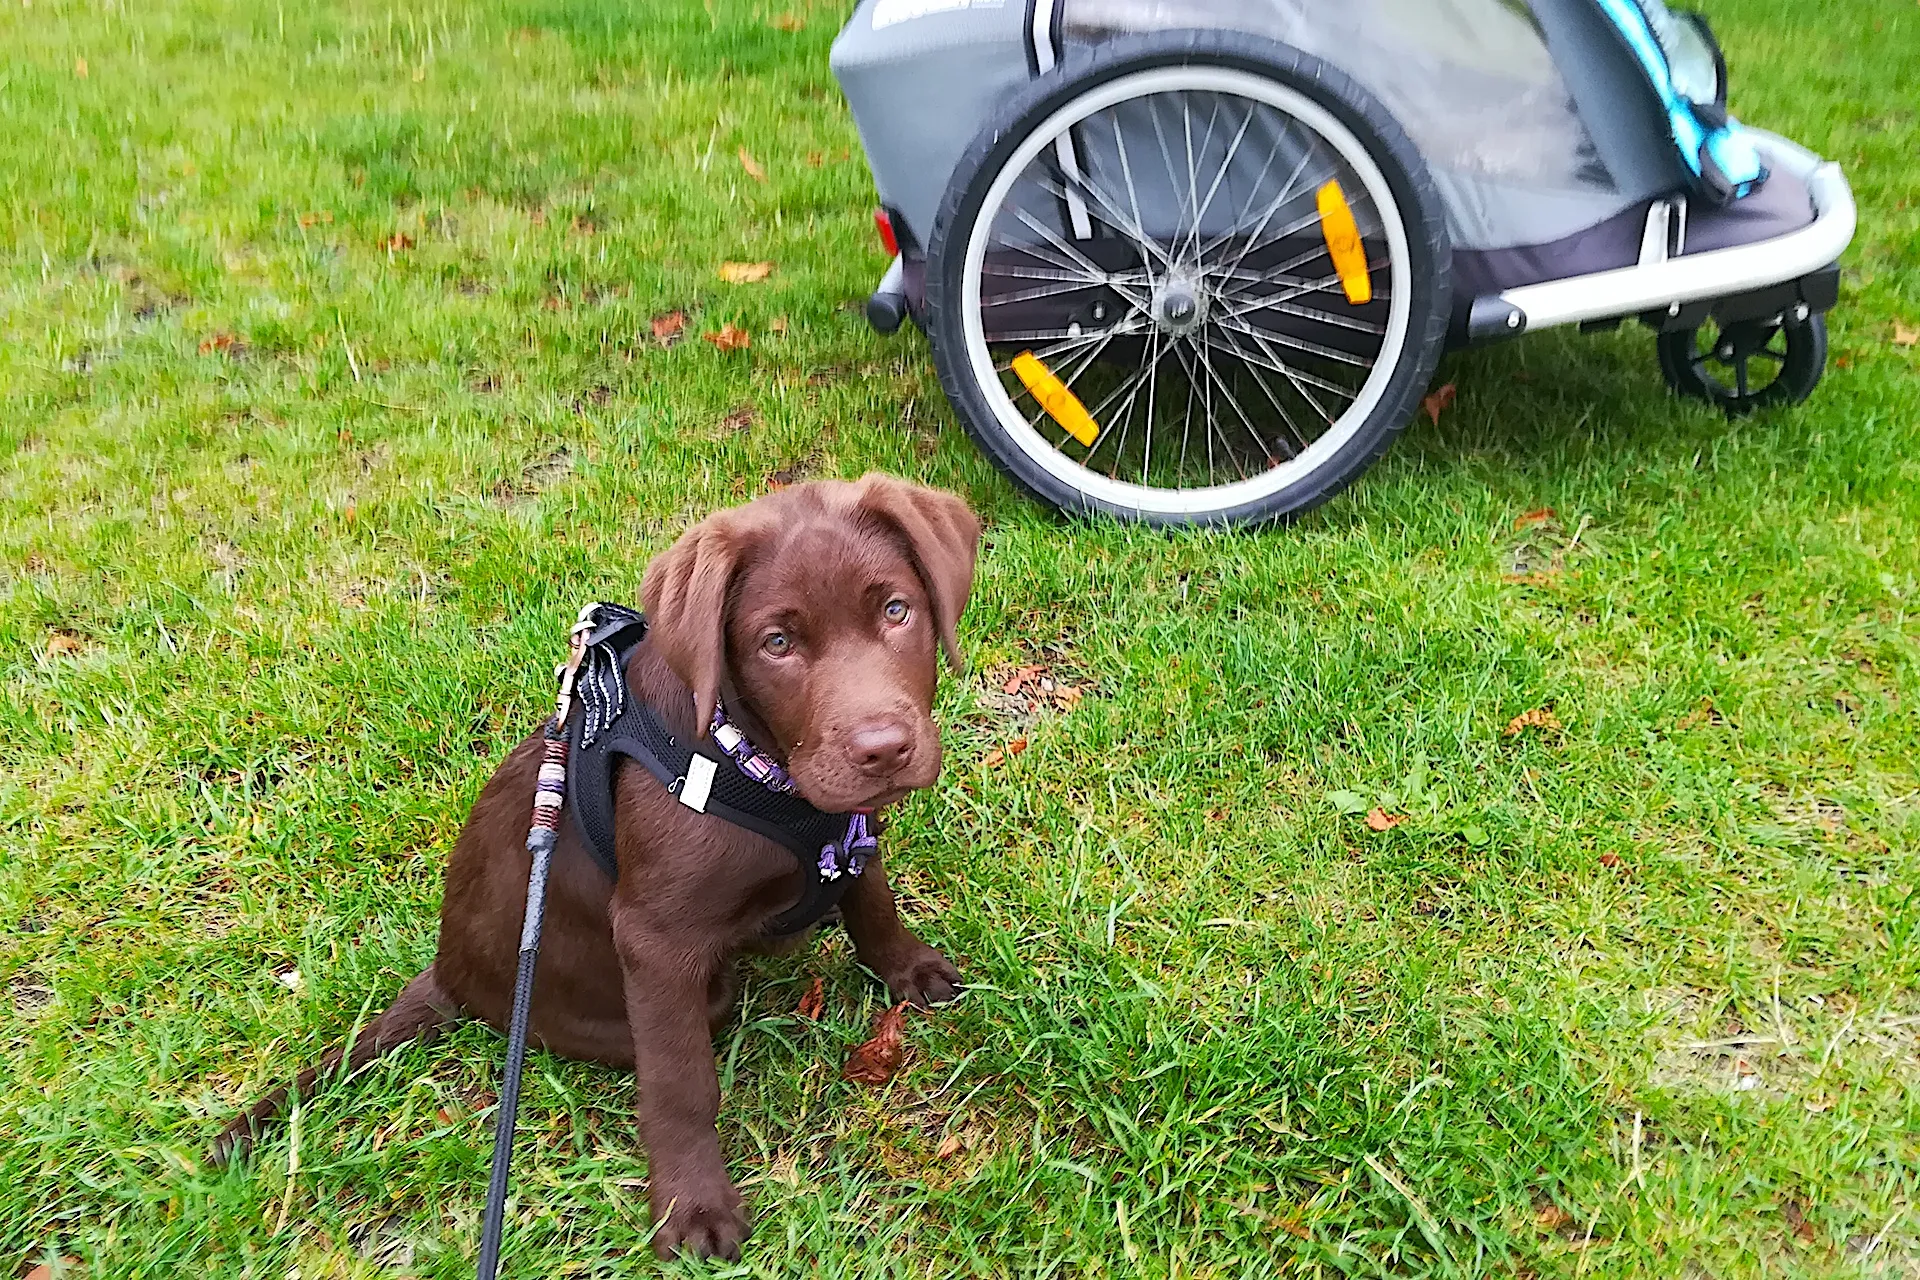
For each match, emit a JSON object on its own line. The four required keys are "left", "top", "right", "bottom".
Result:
{"left": 1011, "top": 351, "right": 1100, "bottom": 447}
{"left": 873, "top": 208, "right": 899, "bottom": 257}
{"left": 1316, "top": 180, "right": 1372, "bottom": 305}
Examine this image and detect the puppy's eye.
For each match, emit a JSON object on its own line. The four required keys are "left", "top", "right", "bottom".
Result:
{"left": 762, "top": 632, "right": 792, "bottom": 657}
{"left": 883, "top": 598, "right": 910, "bottom": 625}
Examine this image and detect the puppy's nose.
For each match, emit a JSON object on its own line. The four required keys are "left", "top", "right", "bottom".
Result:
{"left": 848, "top": 721, "right": 912, "bottom": 775}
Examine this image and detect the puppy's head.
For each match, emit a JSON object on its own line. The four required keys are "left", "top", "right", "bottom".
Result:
{"left": 641, "top": 474, "right": 981, "bottom": 813}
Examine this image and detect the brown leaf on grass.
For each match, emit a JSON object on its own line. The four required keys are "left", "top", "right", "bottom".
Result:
{"left": 1676, "top": 697, "right": 1725, "bottom": 730}
{"left": 796, "top": 975, "right": 826, "bottom": 1020}
{"left": 1001, "top": 663, "right": 1088, "bottom": 711}
{"left": 46, "top": 632, "right": 84, "bottom": 657}
{"left": 1008, "top": 737, "right": 1028, "bottom": 756}
{"left": 981, "top": 748, "right": 1005, "bottom": 768}
{"left": 383, "top": 232, "right": 414, "bottom": 251}
{"left": 718, "top": 260, "right": 774, "bottom": 284}
{"left": 1599, "top": 852, "right": 1623, "bottom": 869}
{"left": 935, "top": 1131, "right": 966, "bottom": 1159}
{"left": 23, "top": 1259, "right": 83, "bottom": 1280}
{"left": 1781, "top": 1198, "right": 1817, "bottom": 1243}
{"left": 1534, "top": 1202, "right": 1572, "bottom": 1231}
{"left": 1504, "top": 707, "right": 1562, "bottom": 736}
{"left": 74, "top": 58, "right": 88, "bottom": 78}
{"left": 1421, "top": 382, "right": 1456, "bottom": 424}
{"left": 198, "top": 332, "right": 241, "bottom": 356}
{"left": 1365, "top": 808, "right": 1406, "bottom": 831}
{"left": 1003, "top": 664, "right": 1046, "bottom": 694}
{"left": 720, "top": 405, "right": 757, "bottom": 432}
{"left": 737, "top": 148, "right": 768, "bottom": 182}
{"left": 1514, "top": 506, "right": 1556, "bottom": 531}
{"left": 843, "top": 1003, "right": 910, "bottom": 1085}
{"left": 704, "top": 324, "right": 751, "bottom": 352}
{"left": 297, "top": 210, "right": 333, "bottom": 228}
{"left": 805, "top": 150, "right": 827, "bottom": 167}
{"left": 770, "top": 11, "right": 805, "bottom": 30}
{"left": 570, "top": 216, "right": 595, "bottom": 236}
{"left": 770, "top": 316, "right": 789, "bottom": 335}
{"left": 650, "top": 310, "right": 687, "bottom": 344}
{"left": 1893, "top": 323, "right": 1919, "bottom": 347}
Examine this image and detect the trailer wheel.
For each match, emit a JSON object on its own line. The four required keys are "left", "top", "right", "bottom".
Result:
{"left": 925, "top": 31, "right": 1451, "bottom": 528}
{"left": 1657, "top": 313, "right": 1826, "bottom": 414}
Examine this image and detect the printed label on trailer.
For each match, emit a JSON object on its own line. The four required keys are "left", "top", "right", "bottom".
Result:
{"left": 872, "top": 0, "right": 1005, "bottom": 31}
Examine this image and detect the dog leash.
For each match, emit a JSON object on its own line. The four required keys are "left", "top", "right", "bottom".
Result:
{"left": 475, "top": 605, "right": 596, "bottom": 1280}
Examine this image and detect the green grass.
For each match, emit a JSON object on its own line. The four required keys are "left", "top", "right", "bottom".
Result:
{"left": 3, "top": 0, "right": 1918, "bottom": 1275}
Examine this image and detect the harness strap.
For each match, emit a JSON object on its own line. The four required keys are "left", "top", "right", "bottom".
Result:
{"left": 562, "top": 604, "right": 869, "bottom": 938}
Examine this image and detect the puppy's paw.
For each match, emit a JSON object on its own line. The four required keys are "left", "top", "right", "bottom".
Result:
{"left": 651, "top": 1184, "right": 749, "bottom": 1261}
{"left": 879, "top": 946, "right": 962, "bottom": 1009}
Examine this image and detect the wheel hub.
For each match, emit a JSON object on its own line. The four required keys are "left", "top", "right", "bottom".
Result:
{"left": 1152, "top": 278, "right": 1208, "bottom": 335}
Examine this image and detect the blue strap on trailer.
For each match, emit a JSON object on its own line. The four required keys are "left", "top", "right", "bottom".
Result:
{"left": 1593, "top": 0, "right": 1767, "bottom": 204}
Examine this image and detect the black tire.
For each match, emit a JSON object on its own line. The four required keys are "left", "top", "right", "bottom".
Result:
{"left": 1656, "top": 312, "right": 1826, "bottom": 415}
{"left": 925, "top": 30, "right": 1452, "bottom": 528}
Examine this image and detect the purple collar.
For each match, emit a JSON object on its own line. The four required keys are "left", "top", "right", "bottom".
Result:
{"left": 710, "top": 703, "right": 874, "bottom": 881}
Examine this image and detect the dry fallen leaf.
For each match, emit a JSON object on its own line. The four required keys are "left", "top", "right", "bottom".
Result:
{"left": 1421, "top": 382, "right": 1456, "bottom": 424}
{"left": 770, "top": 11, "right": 805, "bottom": 30}
{"left": 297, "top": 210, "right": 334, "bottom": 228}
{"left": 770, "top": 316, "right": 789, "bottom": 335}
{"left": 981, "top": 748, "right": 1005, "bottom": 768}
{"left": 1514, "top": 506, "right": 1556, "bottom": 531}
{"left": 1781, "top": 1198, "right": 1817, "bottom": 1243}
{"left": 46, "top": 632, "right": 84, "bottom": 657}
{"left": 796, "top": 975, "right": 826, "bottom": 1020}
{"left": 1599, "top": 852, "right": 1623, "bottom": 869}
{"left": 22, "top": 1259, "right": 83, "bottom": 1280}
{"left": 650, "top": 310, "right": 687, "bottom": 343}
{"left": 1893, "top": 323, "right": 1919, "bottom": 347}
{"left": 1505, "top": 707, "right": 1562, "bottom": 736}
{"left": 73, "top": 57, "right": 88, "bottom": 77}
{"left": 1365, "top": 808, "right": 1407, "bottom": 832}
{"left": 1677, "top": 697, "right": 1723, "bottom": 730}
{"left": 935, "top": 1131, "right": 965, "bottom": 1160}
{"left": 1007, "top": 737, "right": 1028, "bottom": 756}
{"left": 198, "top": 332, "right": 240, "bottom": 356}
{"left": 384, "top": 232, "right": 414, "bottom": 251}
{"left": 805, "top": 150, "right": 827, "bottom": 167}
{"left": 718, "top": 261, "right": 774, "bottom": 284}
{"left": 704, "top": 324, "right": 751, "bottom": 352}
{"left": 737, "top": 147, "right": 768, "bottom": 183}
{"left": 1003, "top": 664, "right": 1044, "bottom": 694}
{"left": 720, "top": 405, "right": 758, "bottom": 432}
{"left": 843, "top": 1003, "right": 910, "bottom": 1085}
{"left": 1535, "top": 1203, "right": 1572, "bottom": 1231}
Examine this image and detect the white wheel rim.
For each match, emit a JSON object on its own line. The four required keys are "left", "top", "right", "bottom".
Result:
{"left": 958, "top": 65, "right": 1416, "bottom": 517}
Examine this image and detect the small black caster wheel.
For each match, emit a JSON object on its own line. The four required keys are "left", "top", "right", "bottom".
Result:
{"left": 1656, "top": 312, "right": 1826, "bottom": 415}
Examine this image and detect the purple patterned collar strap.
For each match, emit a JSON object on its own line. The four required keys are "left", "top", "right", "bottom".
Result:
{"left": 709, "top": 704, "right": 797, "bottom": 794}
{"left": 711, "top": 703, "right": 872, "bottom": 880}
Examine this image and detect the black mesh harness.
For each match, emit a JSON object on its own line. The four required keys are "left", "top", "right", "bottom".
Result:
{"left": 563, "top": 602, "right": 872, "bottom": 938}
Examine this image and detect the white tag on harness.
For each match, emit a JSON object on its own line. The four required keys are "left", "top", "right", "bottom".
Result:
{"left": 678, "top": 754, "right": 718, "bottom": 813}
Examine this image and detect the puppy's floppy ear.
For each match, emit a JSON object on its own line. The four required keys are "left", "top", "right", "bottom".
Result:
{"left": 641, "top": 511, "right": 758, "bottom": 736}
{"left": 853, "top": 474, "right": 982, "bottom": 672}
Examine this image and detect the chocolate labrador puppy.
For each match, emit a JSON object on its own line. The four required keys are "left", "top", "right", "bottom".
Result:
{"left": 212, "top": 474, "right": 981, "bottom": 1259}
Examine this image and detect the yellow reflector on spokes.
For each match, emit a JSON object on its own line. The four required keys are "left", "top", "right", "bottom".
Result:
{"left": 1316, "top": 180, "right": 1373, "bottom": 305}
{"left": 1011, "top": 350, "right": 1100, "bottom": 447}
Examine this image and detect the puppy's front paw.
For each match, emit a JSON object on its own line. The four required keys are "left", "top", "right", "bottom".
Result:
{"left": 651, "top": 1182, "right": 749, "bottom": 1261}
{"left": 879, "top": 946, "right": 962, "bottom": 1009}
